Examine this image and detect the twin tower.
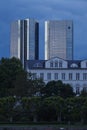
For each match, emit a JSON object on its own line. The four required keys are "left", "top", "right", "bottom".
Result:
{"left": 10, "top": 19, "right": 73, "bottom": 68}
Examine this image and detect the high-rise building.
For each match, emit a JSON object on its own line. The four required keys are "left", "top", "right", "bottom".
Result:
{"left": 10, "top": 19, "right": 39, "bottom": 68}
{"left": 45, "top": 20, "right": 73, "bottom": 60}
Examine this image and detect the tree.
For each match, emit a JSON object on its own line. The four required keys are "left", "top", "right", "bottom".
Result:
{"left": 40, "top": 80, "right": 75, "bottom": 98}
{"left": 80, "top": 89, "right": 87, "bottom": 97}
{"left": 64, "top": 97, "right": 87, "bottom": 124}
{"left": 81, "top": 99, "right": 87, "bottom": 124}
{"left": 0, "top": 97, "right": 16, "bottom": 122}
{"left": 61, "top": 83, "right": 75, "bottom": 98}
{"left": 13, "top": 71, "right": 29, "bottom": 97}
{"left": 40, "top": 80, "right": 56, "bottom": 97}
{"left": 44, "top": 96, "right": 64, "bottom": 122}
{"left": 27, "top": 78, "right": 45, "bottom": 97}
{"left": 21, "top": 97, "right": 32, "bottom": 122}
{"left": 38, "top": 97, "right": 57, "bottom": 121}
{"left": 0, "top": 57, "right": 26, "bottom": 97}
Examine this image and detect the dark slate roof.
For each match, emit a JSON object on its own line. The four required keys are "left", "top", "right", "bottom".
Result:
{"left": 26, "top": 60, "right": 45, "bottom": 69}
{"left": 26, "top": 59, "right": 83, "bottom": 69}
{"left": 67, "top": 60, "right": 82, "bottom": 68}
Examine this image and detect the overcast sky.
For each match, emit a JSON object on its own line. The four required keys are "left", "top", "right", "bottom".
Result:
{"left": 0, "top": 0, "right": 87, "bottom": 60}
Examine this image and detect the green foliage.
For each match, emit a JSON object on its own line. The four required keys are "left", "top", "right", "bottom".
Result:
{"left": 1, "top": 58, "right": 87, "bottom": 123}
{"left": 0, "top": 57, "right": 24, "bottom": 97}
{"left": 27, "top": 78, "right": 45, "bottom": 97}
{"left": 0, "top": 97, "right": 16, "bottom": 122}
{"left": 80, "top": 89, "right": 87, "bottom": 97}
{"left": 0, "top": 96, "right": 86, "bottom": 123}
{"left": 0, "top": 57, "right": 45, "bottom": 98}
{"left": 40, "top": 80, "right": 75, "bottom": 98}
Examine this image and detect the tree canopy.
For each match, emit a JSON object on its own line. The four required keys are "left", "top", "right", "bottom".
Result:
{"left": 0, "top": 57, "right": 27, "bottom": 97}
{"left": 0, "top": 57, "right": 45, "bottom": 97}
{"left": 40, "top": 80, "right": 75, "bottom": 98}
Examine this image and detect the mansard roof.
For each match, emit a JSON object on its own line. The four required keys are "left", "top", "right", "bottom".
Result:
{"left": 26, "top": 60, "right": 45, "bottom": 69}
{"left": 26, "top": 57, "right": 86, "bottom": 69}
{"left": 67, "top": 60, "right": 81, "bottom": 68}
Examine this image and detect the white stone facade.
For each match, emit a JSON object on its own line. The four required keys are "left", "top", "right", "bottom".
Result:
{"left": 27, "top": 57, "right": 87, "bottom": 94}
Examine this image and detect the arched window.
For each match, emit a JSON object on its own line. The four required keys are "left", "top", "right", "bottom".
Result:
{"left": 70, "top": 63, "right": 78, "bottom": 68}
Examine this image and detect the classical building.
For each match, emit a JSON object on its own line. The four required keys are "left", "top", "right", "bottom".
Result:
{"left": 26, "top": 57, "right": 87, "bottom": 94}
{"left": 10, "top": 18, "right": 39, "bottom": 68}
{"left": 45, "top": 20, "right": 73, "bottom": 60}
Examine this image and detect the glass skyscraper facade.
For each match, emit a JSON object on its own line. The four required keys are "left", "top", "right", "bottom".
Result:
{"left": 45, "top": 20, "right": 73, "bottom": 60}
{"left": 10, "top": 19, "right": 39, "bottom": 68}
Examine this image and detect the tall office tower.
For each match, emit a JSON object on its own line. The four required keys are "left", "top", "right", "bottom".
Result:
{"left": 45, "top": 20, "right": 73, "bottom": 60}
{"left": 10, "top": 19, "right": 39, "bottom": 68}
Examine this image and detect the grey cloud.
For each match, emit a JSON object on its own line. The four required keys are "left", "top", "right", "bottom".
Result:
{"left": 0, "top": 0, "right": 87, "bottom": 21}
{"left": 0, "top": 0, "right": 87, "bottom": 59}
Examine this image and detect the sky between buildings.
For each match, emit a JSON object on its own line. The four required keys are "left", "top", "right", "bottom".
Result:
{"left": 0, "top": 0, "right": 87, "bottom": 60}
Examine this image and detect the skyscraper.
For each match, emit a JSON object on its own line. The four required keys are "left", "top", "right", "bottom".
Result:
{"left": 10, "top": 19, "right": 39, "bottom": 68}
{"left": 45, "top": 20, "right": 73, "bottom": 60}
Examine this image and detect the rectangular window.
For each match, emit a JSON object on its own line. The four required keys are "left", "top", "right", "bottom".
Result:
{"left": 83, "top": 73, "right": 87, "bottom": 80}
{"left": 47, "top": 73, "right": 51, "bottom": 80}
{"left": 40, "top": 73, "right": 44, "bottom": 80}
{"left": 83, "top": 87, "right": 87, "bottom": 92}
{"left": 61, "top": 73, "right": 65, "bottom": 80}
{"left": 69, "top": 73, "right": 73, "bottom": 80}
{"left": 76, "top": 73, "right": 80, "bottom": 80}
{"left": 59, "top": 62, "right": 62, "bottom": 68}
{"left": 33, "top": 73, "right": 37, "bottom": 80}
{"left": 54, "top": 73, "right": 58, "bottom": 80}
{"left": 50, "top": 62, "right": 53, "bottom": 67}
{"left": 76, "top": 87, "right": 80, "bottom": 94}
{"left": 55, "top": 62, "right": 58, "bottom": 67}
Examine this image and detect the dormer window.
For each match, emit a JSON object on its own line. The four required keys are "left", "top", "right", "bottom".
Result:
{"left": 33, "top": 62, "right": 43, "bottom": 68}
{"left": 59, "top": 61, "right": 62, "bottom": 68}
{"left": 70, "top": 63, "right": 78, "bottom": 68}
{"left": 55, "top": 61, "right": 58, "bottom": 67}
{"left": 50, "top": 61, "right": 53, "bottom": 67}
